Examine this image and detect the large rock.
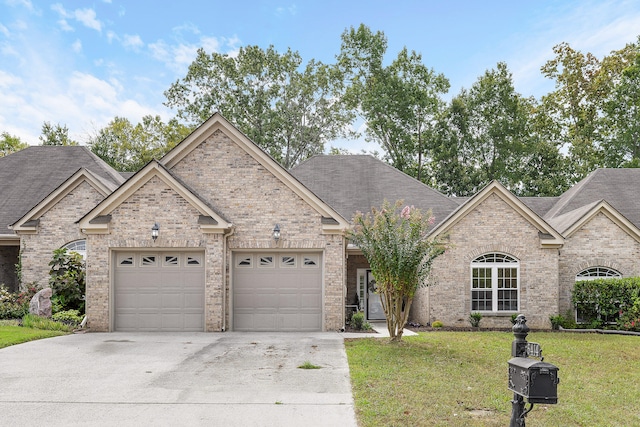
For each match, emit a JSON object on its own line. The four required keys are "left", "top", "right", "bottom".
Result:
{"left": 29, "top": 288, "right": 53, "bottom": 317}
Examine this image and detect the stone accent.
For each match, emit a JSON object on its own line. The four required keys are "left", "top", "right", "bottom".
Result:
{"left": 558, "top": 212, "right": 640, "bottom": 316}
{"left": 412, "top": 193, "right": 559, "bottom": 329}
{"left": 20, "top": 181, "right": 105, "bottom": 289}
{"left": 29, "top": 287, "right": 52, "bottom": 317}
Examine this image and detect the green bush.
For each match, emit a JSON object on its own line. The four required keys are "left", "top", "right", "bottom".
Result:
{"left": 49, "top": 248, "right": 85, "bottom": 313}
{"left": 51, "top": 309, "right": 83, "bottom": 326}
{"left": 431, "top": 320, "right": 443, "bottom": 328}
{"left": 469, "top": 312, "right": 482, "bottom": 328}
{"left": 0, "top": 284, "right": 38, "bottom": 319}
{"left": 572, "top": 277, "right": 640, "bottom": 330}
{"left": 349, "top": 311, "right": 373, "bottom": 331}
{"left": 22, "top": 314, "right": 73, "bottom": 332}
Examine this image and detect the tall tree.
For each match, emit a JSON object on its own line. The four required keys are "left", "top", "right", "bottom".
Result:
{"left": 337, "top": 24, "right": 449, "bottom": 178}
{"left": 39, "top": 122, "right": 78, "bottom": 146}
{"left": 540, "top": 41, "right": 639, "bottom": 179}
{"left": 164, "top": 45, "right": 352, "bottom": 168}
{"left": 431, "top": 63, "right": 543, "bottom": 196}
{"left": 88, "top": 115, "right": 191, "bottom": 172}
{"left": 603, "top": 52, "right": 640, "bottom": 167}
{"left": 0, "top": 132, "right": 28, "bottom": 157}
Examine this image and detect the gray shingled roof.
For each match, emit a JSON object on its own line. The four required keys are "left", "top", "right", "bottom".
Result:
{"left": 0, "top": 146, "right": 124, "bottom": 234}
{"left": 519, "top": 196, "right": 560, "bottom": 218}
{"left": 543, "top": 168, "right": 640, "bottom": 228}
{"left": 290, "top": 155, "right": 460, "bottom": 226}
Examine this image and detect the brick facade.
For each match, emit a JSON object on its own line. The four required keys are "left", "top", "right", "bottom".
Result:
{"left": 410, "top": 193, "right": 559, "bottom": 329}
{"left": 86, "top": 128, "right": 346, "bottom": 332}
{"left": 558, "top": 212, "right": 640, "bottom": 315}
{"left": 20, "top": 181, "right": 105, "bottom": 289}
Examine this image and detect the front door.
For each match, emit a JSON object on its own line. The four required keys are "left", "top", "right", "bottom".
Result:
{"left": 366, "top": 270, "right": 385, "bottom": 320}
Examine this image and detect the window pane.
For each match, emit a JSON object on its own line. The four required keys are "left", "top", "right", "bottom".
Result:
{"left": 498, "top": 289, "right": 518, "bottom": 311}
{"left": 472, "top": 290, "right": 492, "bottom": 311}
{"left": 472, "top": 268, "right": 492, "bottom": 289}
{"left": 498, "top": 268, "right": 518, "bottom": 289}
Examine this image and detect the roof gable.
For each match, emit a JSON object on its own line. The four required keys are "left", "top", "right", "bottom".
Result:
{"left": 160, "top": 113, "right": 349, "bottom": 232}
{"left": 78, "top": 160, "right": 232, "bottom": 234}
{"left": 0, "top": 146, "right": 123, "bottom": 237}
{"left": 11, "top": 168, "right": 113, "bottom": 233}
{"left": 560, "top": 200, "right": 640, "bottom": 243}
{"left": 430, "top": 180, "right": 564, "bottom": 247}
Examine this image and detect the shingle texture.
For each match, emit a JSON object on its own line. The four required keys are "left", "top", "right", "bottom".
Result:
{"left": 0, "top": 146, "right": 123, "bottom": 234}
{"left": 290, "top": 155, "right": 460, "bottom": 226}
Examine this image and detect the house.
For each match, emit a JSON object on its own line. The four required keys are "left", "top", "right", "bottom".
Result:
{"left": 0, "top": 146, "right": 124, "bottom": 292}
{"left": 293, "top": 157, "right": 640, "bottom": 329}
{"left": 2, "top": 114, "right": 639, "bottom": 331}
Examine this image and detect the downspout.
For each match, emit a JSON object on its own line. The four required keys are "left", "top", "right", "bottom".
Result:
{"left": 221, "top": 225, "right": 235, "bottom": 332}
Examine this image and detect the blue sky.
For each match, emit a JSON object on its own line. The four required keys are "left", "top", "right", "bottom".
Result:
{"left": 1, "top": 0, "right": 639, "bottom": 152}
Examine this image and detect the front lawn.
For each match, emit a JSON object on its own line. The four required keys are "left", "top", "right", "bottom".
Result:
{"left": 0, "top": 324, "right": 68, "bottom": 349}
{"left": 345, "top": 331, "right": 640, "bottom": 426}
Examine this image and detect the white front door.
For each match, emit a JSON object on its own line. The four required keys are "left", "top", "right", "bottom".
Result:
{"left": 366, "top": 270, "right": 385, "bottom": 320}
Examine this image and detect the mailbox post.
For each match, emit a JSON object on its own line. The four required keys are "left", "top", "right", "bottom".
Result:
{"left": 508, "top": 315, "right": 559, "bottom": 427}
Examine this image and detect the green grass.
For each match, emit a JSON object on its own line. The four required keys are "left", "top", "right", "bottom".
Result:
{"left": 297, "top": 361, "right": 322, "bottom": 369}
{"left": 0, "top": 325, "right": 67, "bottom": 349}
{"left": 345, "top": 331, "right": 640, "bottom": 427}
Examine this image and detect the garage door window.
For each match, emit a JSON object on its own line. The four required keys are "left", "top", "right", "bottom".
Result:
{"left": 303, "top": 255, "right": 319, "bottom": 268}
{"left": 141, "top": 255, "right": 157, "bottom": 266}
{"left": 187, "top": 255, "right": 202, "bottom": 266}
{"left": 118, "top": 255, "right": 134, "bottom": 266}
{"left": 237, "top": 255, "right": 252, "bottom": 268}
{"left": 163, "top": 255, "right": 179, "bottom": 267}
{"left": 259, "top": 255, "right": 274, "bottom": 268}
{"left": 281, "top": 255, "right": 296, "bottom": 268}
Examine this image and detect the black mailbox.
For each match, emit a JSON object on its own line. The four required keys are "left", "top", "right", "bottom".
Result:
{"left": 508, "top": 357, "right": 560, "bottom": 404}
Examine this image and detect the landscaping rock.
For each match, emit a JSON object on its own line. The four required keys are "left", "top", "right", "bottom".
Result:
{"left": 29, "top": 288, "right": 53, "bottom": 317}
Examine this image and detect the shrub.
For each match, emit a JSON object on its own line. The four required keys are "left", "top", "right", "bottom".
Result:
{"left": 0, "top": 284, "right": 37, "bottom": 319}
{"left": 510, "top": 313, "right": 519, "bottom": 325}
{"left": 49, "top": 248, "right": 85, "bottom": 313}
{"left": 431, "top": 320, "right": 443, "bottom": 328}
{"left": 51, "top": 309, "right": 83, "bottom": 326}
{"left": 619, "top": 297, "right": 640, "bottom": 331}
{"left": 351, "top": 311, "right": 365, "bottom": 329}
{"left": 469, "top": 312, "right": 482, "bottom": 328}
{"left": 572, "top": 277, "right": 640, "bottom": 330}
{"left": 22, "top": 314, "right": 73, "bottom": 332}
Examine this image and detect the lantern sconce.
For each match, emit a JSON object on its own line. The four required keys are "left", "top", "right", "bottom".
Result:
{"left": 273, "top": 224, "right": 281, "bottom": 243}
{"left": 151, "top": 222, "right": 160, "bottom": 241}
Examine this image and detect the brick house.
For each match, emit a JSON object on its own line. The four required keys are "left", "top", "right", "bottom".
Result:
{"left": 2, "top": 114, "right": 639, "bottom": 331}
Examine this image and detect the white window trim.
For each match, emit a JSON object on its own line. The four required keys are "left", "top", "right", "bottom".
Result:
{"left": 470, "top": 253, "right": 520, "bottom": 313}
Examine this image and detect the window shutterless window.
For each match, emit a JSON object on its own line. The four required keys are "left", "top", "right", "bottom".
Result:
{"left": 471, "top": 253, "right": 519, "bottom": 312}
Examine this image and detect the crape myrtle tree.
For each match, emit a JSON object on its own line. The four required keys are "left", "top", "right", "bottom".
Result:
{"left": 0, "top": 132, "right": 28, "bottom": 157}
{"left": 348, "top": 200, "right": 446, "bottom": 342}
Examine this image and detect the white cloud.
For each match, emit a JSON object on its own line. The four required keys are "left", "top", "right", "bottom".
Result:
{"left": 73, "top": 8, "right": 102, "bottom": 32}
{"left": 122, "top": 34, "right": 144, "bottom": 50}
{"left": 51, "top": 4, "right": 102, "bottom": 32}
{"left": 6, "top": 0, "right": 34, "bottom": 11}
{"left": 0, "top": 24, "right": 9, "bottom": 37}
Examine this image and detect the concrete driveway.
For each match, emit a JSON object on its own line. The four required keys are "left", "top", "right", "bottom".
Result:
{"left": 0, "top": 332, "right": 357, "bottom": 426}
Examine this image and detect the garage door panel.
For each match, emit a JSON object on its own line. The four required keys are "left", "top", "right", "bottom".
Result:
{"left": 233, "top": 252, "right": 322, "bottom": 332}
{"left": 114, "top": 252, "right": 205, "bottom": 332}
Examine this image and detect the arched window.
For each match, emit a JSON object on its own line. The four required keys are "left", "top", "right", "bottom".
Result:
{"left": 63, "top": 240, "right": 86, "bottom": 260}
{"left": 471, "top": 253, "right": 519, "bottom": 312}
{"left": 575, "top": 266, "right": 622, "bottom": 323}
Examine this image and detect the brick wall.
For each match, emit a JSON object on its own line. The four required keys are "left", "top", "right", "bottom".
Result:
{"left": 412, "top": 193, "right": 559, "bottom": 329}
{"left": 87, "top": 129, "right": 346, "bottom": 331}
{"left": 558, "top": 212, "right": 640, "bottom": 315}
{"left": 20, "top": 181, "right": 105, "bottom": 289}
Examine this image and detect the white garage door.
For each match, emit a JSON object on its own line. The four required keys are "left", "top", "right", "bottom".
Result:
{"left": 114, "top": 252, "right": 205, "bottom": 332}
{"left": 233, "top": 252, "right": 322, "bottom": 331}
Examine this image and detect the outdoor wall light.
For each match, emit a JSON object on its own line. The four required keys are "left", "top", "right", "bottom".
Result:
{"left": 273, "top": 224, "right": 281, "bottom": 243}
{"left": 151, "top": 222, "right": 160, "bottom": 241}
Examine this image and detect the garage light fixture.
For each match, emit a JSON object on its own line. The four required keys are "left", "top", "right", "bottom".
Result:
{"left": 273, "top": 224, "right": 281, "bottom": 243}
{"left": 151, "top": 222, "right": 160, "bottom": 241}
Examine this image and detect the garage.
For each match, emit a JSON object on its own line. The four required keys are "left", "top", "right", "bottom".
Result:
{"left": 233, "top": 252, "right": 323, "bottom": 331}
{"left": 114, "top": 251, "right": 205, "bottom": 332}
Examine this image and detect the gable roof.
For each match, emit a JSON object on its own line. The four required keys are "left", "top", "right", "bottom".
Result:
{"left": 290, "top": 154, "right": 460, "bottom": 227}
{"left": 78, "top": 160, "right": 233, "bottom": 234}
{"left": 430, "top": 180, "right": 565, "bottom": 248}
{"left": 544, "top": 168, "right": 640, "bottom": 228}
{"left": 160, "top": 113, "right": 350, "bottom": 232}
{"left": 0, "top": 146, "right": 124, "bottom": 238}
{"left": 10, "top": 168, "right": 117, "bottom": 233}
